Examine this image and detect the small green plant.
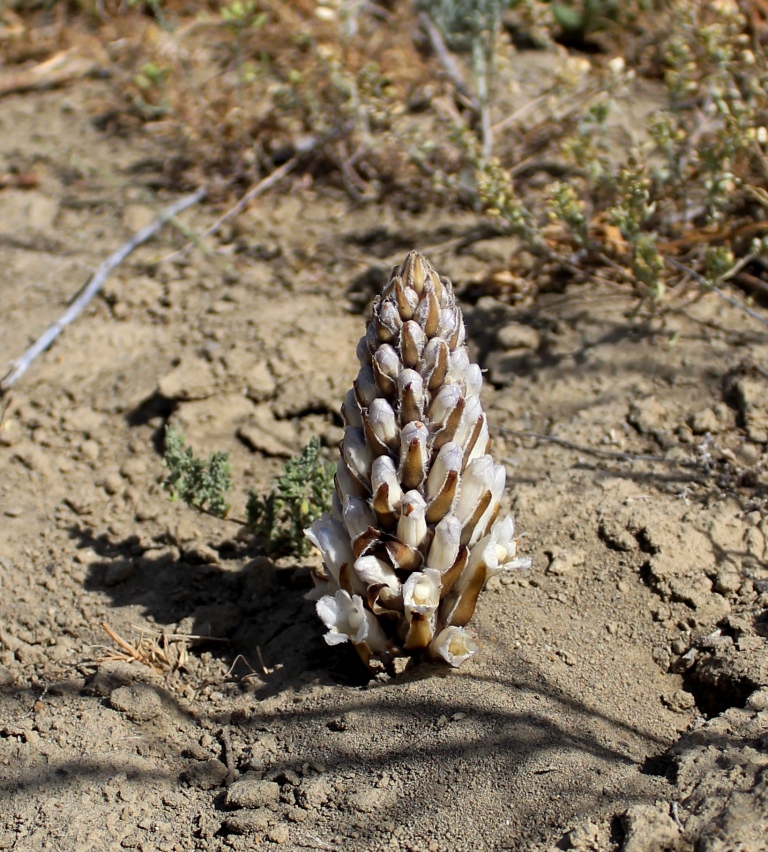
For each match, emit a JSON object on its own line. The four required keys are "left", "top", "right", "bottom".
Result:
{"left": 162, "top": 427, "right": 335, "bottom": 558}
{"left": 163, "top": 426, "right": 232, "bottom": 518}
{"left": 246, "top": 437, "right": 335, "bottom": 557}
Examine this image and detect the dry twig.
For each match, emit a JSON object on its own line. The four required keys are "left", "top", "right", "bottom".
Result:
{"left": 0, "top": 49, "right": 97, "bottom": 98}
{"left": 98, "top": 622, "right": 191, "bottom": 676}
{"left": 0, "top": 188, "right": 206, "bottom": 396}
{"left": 162, "top": 155, "right": 303, "bottom": 263}
{"left": 497, "top": 427, "right": 705, "bottom": 469}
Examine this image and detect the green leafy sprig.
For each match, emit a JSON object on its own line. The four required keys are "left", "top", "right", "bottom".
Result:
{"left": 246, "top": 437, "right": 335, "bottom": 557}
{"left": 163, "top": 426, "right": 233, "bottom": 518}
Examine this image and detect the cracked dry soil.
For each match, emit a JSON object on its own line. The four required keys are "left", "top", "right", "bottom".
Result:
{"left": 1, "top": 82, "right": 768, "bottom": 852}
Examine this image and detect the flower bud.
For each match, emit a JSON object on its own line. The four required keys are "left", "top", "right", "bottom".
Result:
{"left": 375, "top": 300, "right": 402, "bottom": 342}
{"left": 415, "top": 284, "right": 440, "bottom": 337}
{"left": 421, "top": 337, "right": 450, "bottom": 390}
{"left": 356, "top": 335, "right": 371, "bottom": 366}
{"left": 354, "top": 364, "right": 379, "bottom": 408}
{"left": 427, "top": 514, "right": 461, "bottom": 574}
{"left": 464, "top": 363, "right": 483, "bottom": 397}
{"left": 397, "top": 368, "right": 424, "bottom": 424}
{"left": 394, "top": 275, "right": 418, "bottom": 320}
{"left": 372, "top": 344, "right": 401, "bottom": 397}
{"left": 341, "top": 427, "right": 373, "bottom": 485}
{"left": 305, "top": 516, "right": 354, "bottom": 586}
{"left": 400, "top": 320, "right": 425, "bottom": 367}
{"left": 343, "top": 494, "right": 375, "bottom": 544}
{"left": 397, "top": 490, "right": 428, "bottom": 549}
{"left": 402, "top": 251, "right": 427, "bottom": 294}
{"left": 341, "top": 388, "right": 363, "bottom": 429}
{"left": 428, "top": 383, "right": 462, "bottom": 429}
{"left": 365, "top": 398, "right": 399, "bottom": 452}
{"left": 447, "top": 348, "right": 470, "bottom": 382}
{"left": 399, "top": 421, "right": 429, "bottom": 489}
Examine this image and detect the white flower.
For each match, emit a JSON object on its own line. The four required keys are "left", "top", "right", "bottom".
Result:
{"left": 403, "top": 569, "right": 441, "bottom": 620}
{"left": 316, "top": 590, "right": 389, "bottom": 653}
{"left": 485, "top": 515, "right": 532, "bottom": 577}
{"left": 429, "top": 626, "right": 479, "bottom": 667}
{"left": 354, "top": 555, "right": 400, "bottom": 594}
{"left": 305, "top": 516, "right": 354, "bottom": 585}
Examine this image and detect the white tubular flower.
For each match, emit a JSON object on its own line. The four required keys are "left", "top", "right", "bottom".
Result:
{"left": 305, "top": 516, "right": 355, "bottom": 585}
{"left": 426, "top": 441, "right": 463, "bottom": 500}
{"left": 367, "top": 398, "right": 399, "bottom": 450}
{"left": 428, "top": 383, "right": 462, "bottom": 429}
{"left": 354, "top": 365, "right": 379, "bottom": 407}
{"left": 354, "top": 555, "right": 400, "bottom": 594}
{"left": 336, "top": 456, "right": 366, "bottom": 499}
{"left": 447, "top": 348, "right": 470, "bottom": 383}
{"left": 429, "top": 626, "right": 479, "bottom": 667}
{"left": 487, "top": 515, "right": 532, "bottom": 576}
{"left": 463, "top": 363, "right": 483, "bottom": 398}
{"left": 341, "top": 427, "right": 373, "bottom": 484}
{"left": 454, "top": 395, "right": 483, "bottom": 448}
{"left": 342, "top": 495, "right": 375, "bottom": 543}
{"left": 427, "top": 514, "right": 461, "bottom": 574}
{"left": 397, "top": 490, "right": 428, "bottom": 549}
{"left": 316, "top": 590, "right": 389, "bottom": 653}
{"left": 404, "top": 569, "right": 441, "bottom": 620}
{"left": 469, "top": 463, "right": 506, "bottom": 547}
{"left": 454, "top": 456, "right": 494, "bottom": 524}
{"left": 371, "top": 455, "right": 403, "bottom": 507}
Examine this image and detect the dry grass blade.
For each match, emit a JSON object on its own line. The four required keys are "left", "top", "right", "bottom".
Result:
{"left": 98, "top": 622, "right": 190, "bottom": 676}
{"left": 0, "top": 48, "right": 97, "bottom": 98}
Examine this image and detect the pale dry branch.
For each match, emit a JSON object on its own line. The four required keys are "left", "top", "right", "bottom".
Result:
{"left": 0, "top": 49, "right": 98, "bottom": 98}
{"left": 162, "top": 155, "right": 303, "bottom": 263}
{"left": 0, "top": 188, "right": 206, "bottom": 396}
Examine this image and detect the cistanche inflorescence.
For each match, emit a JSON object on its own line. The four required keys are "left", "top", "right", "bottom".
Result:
{"left": 306, "top": 251, "right": 529, "bottom": 671}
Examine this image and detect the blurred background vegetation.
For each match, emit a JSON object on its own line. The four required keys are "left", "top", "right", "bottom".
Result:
{"left": 2, "top": 0, "right": 768, "bottom": 320}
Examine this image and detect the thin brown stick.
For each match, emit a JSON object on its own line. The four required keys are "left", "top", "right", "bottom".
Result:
{"left": 100, "top": 622, "right": 144, "bottom": 661}
{"left": 735, "top": 270, "right": 768, "bottom": 298}
{"left": 497, "top": 427, "right": 705, "bottom": 469}
{"left": 665, "top": 256, "right": 768, "bottom": 328}
{"left": 162, "top": 155, "right": 303, "bottom": 263}
{"left": 0, "top": 49, "right": 97, "bottom": 98}
{"left": 492, "top": 94, "right": 550, "bottom": 135}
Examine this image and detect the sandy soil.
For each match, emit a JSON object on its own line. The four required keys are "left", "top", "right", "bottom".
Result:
{"left": 1, "top": 80, "right": 767, "bottom": 852}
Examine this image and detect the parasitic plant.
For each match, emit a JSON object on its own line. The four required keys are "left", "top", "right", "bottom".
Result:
{"left": 307, "top": 251, "right": 530, "bottom": 671}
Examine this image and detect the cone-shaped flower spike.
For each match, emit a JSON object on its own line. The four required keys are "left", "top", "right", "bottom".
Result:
{"left": 306, "top": 251, "right": 529, "bottom": 672}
